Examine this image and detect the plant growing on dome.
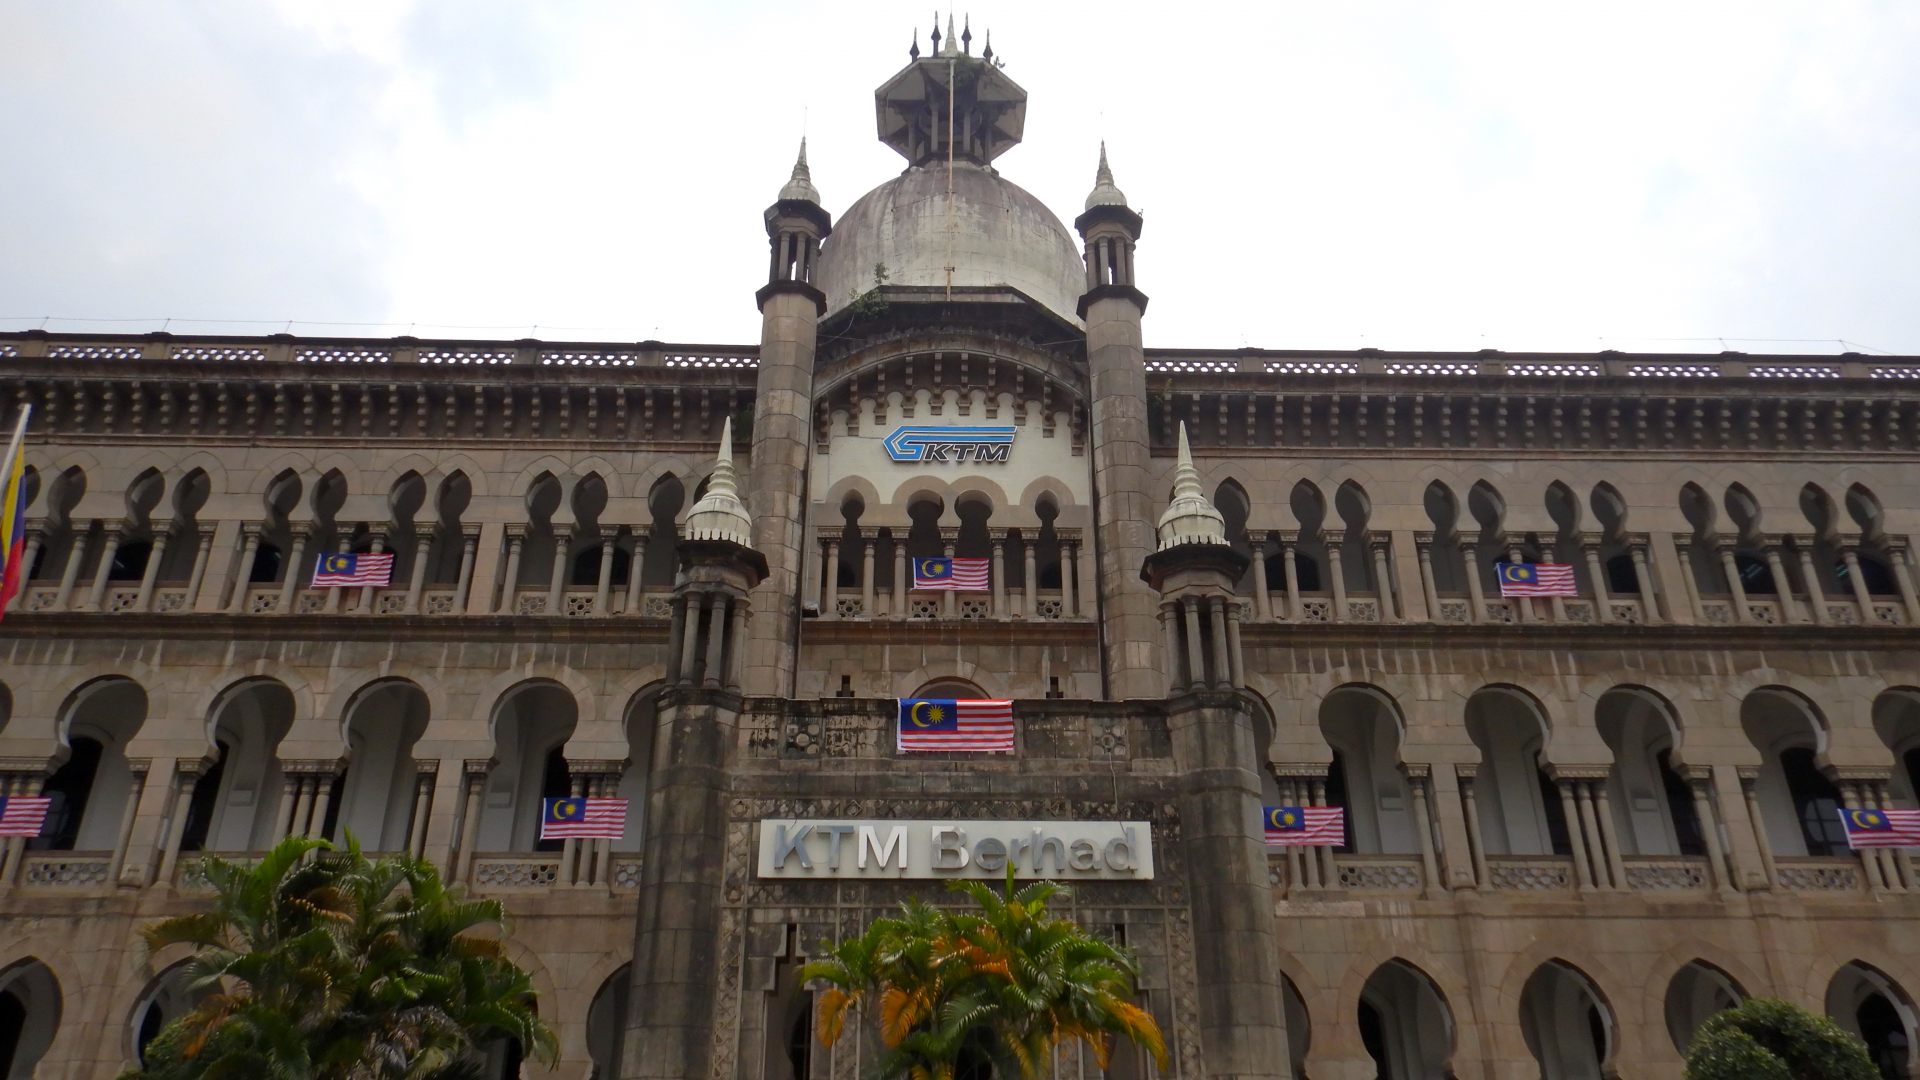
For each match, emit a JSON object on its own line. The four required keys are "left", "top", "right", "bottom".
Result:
{"left": 1683, "top": 997, "right": 1877, "bottom": 1080}
{"left": 800, "top": 870, "right": 1168, "bottom": 1078}
{"left": 847, "top": 262, "right": 891, "bottom": 321}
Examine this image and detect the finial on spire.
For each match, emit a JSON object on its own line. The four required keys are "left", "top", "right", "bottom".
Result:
{"left": 778, "top": 137, "right": 820, "bottom": 204}
{"left": 929, "top": 13, "right": 941, "bottom": 52}
{"left": 942, "top": 13, "right": 959, "bottom": 55}
{"left": 909, "top": 27, "right": 920, "bottom": 60}
{"left": 1156, "top": 422, "right": 1227, "bottom": 550}
{"left": 961, "top": 15, "right": 972, "bottom": 54}
{"left": 684, "top": 417, "right": 755, "bottom": 547}
{"left": 1084, "top": 140, "right": 1129, "bottom": 211}
{"left": 981, "top": 28, "right": 993, "bottom": 63}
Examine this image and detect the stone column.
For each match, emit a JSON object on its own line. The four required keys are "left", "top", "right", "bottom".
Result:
{"left": 1459, "top": 769, "right": 1490, "bottom": 887}
{"left": 83, "top": 525, "right": 122, "bottom": 611}
{"left": 663, "top": 594, "right": 688, "bottom": 685}
{"left": 405, "top": 532, "right": 435, "bottom": 614}
{"left": 594, "top": 535, "right": 617, "bottom": 615}
{"left": 727, "top": 602, "right": 748, "bottom": 692}
{"left": 942, "top": 532, "right": 959, "bottom": 619}
{"left": 1061, "top": 538, "right": 1078, "bottom": 618}
{"left": 1556, "top": 780, "right": 1595, "bottom": 890}
{"left": 1460, "top": 541, "right": 1485, "bottom": 624}
{"left": 106, "top": 761, "right": 149, "bottom": 886}
{"left": 1630, "top": 541, "right": 1661, "bottom": 623}
{"left": 1581, "top": 534, "right": 1611, "bottom": 623}
{"left": 1207, "top": 597, "right": 1232, "bottom": 690}
{"left": 622, "top": 529, "right": 646, "bottom": 615}
{"left": 133, "top": 525, "right": 171, "bottom": 612}
{"left": 1249, "top": 531, "right": 1273, "bottom": 621}
{"left": 1404, "top": 766, "right": 1444, "bottom": 898}
{"left": 153, "top": 762, "right": 202, "bottom": 888}
{"left": 1842, "top": 546, "right": 1876, "bottom": 623}
{"left": 1415, "top": 533, "right": 1442, "bottom": 624}
{"left": 1673, "top": 536, "right": 1707, "bottom": 623}
{"left": 1740, "top": 772, "right": 1779, "bottom": 889}
{"left": 119, "top": 756, "right": 180, "bottom": 887}
{"left": 1505, "top": 545, "right": 1532, "bottom": 624}
{"left": 822, "top": 539, "right": 840, "bottom": 617}
{"left": 353, "top": 533, "right": 387, "bottom": 614}
{"left": 465, "top": 521, "right": 505, "bottom": 615}
{"left": 859, "top": 531, "right": 876, "bottom": 618}
{"left": 1225, "top": 602, "right": 1246, "bottom": 689}
{"left": 1765, "top": 542, "right": 1803, "bottom": 623}
{"left": 544, "top": 532, "right": 569, "bottom": 614}
{"left": 275, "top": 526, "right": 310, "bottom": 614}
{"left": 1686, "top": 774, "right": 1735, "bottom": 898}
{"left": 1717, "top": 542, "right": 1751, "bottom": 623}
{"left": 306, "top": 768, "right": 338, "bottom": 840}
{"left": 451, "top": 760, "right": 491, "bottom": 883}
{"left": 455, "top": 525, "right": 481, "bottom": 613}
{"left": 407, "top": 764, "right": 436, "bottom": 859}
{"left": 1023, "top": 537, "right": 1040, "bottom": 619}
{"left": 1159, "top": 601, "right": 1184, "bottom": 693}
{"left": 892, "top": 539, "right": 908, "bottom": 620}
{"left": 677, "top": 593, "right": 704, "bottom": 685}
{"left": 1590, "top": 781, "right": 1629, "bottom": 890}
{"left": 1573, "top": 780, "right": 1610, "bottom": 888}
{"left": 1369, "top": 536, "right": 1397, "bottom": 622}
{"left": 498, "top": 526, "right": 526, "bottom": 614}
{"left": 1181, "top": 598, "right": 1207, "bottom": 692}
{"left": 274, "top": 774, "right": 303, "bottom": 841}
{"left": 560, "top": 773, "right": 586, "bottom": 887}
{"left": 702, "top": 594, "right": 728, "bottom": 690}
{"left": 323, "top": 538, "right": 351, "bottom": 614}
{"left": 182, "top": 525, "right": 215, "bottom": 610}
{"left": 1890, "top": 542, "right": 1920, "bottom": 625}
{"left": 52, "top": 526, "right": 90, "bottom": 611}
{"left": 1281, "top": 534, "right": 1302, "bottom": 622}
{"left": 1326, "top": 531, "right": 1348, "bottom": 623}
{"left": 1796, "top": 540, "right": 1830, "bottom": 626}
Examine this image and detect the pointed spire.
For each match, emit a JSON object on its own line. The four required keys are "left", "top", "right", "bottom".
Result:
{"left": 961, "top": 15, "right": 972, "bottom": 54}
{"left": 941, "top": 13, "right": 959, "bottom": 55}
{"left": 929, "top": 13, "right": 941, "bottom": 53}
{"left": 684, "top": 417, "right": 755, "bottom": 547}
{"left": 777, "top": 137, "right": 820, "bottom": 204}
{"left": 1084, "top": 140, "right": 1129, "bottom": 210}
{"left": 981, "top": 28, "right": 993, "bottom": 63}
{"left": 909, "top": 27, "right": 920, "bottom": 60}
{"left": 1156, "top": 422, "right": 1226, "bottom": 550}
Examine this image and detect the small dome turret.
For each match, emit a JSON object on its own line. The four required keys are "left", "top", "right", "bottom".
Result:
{"left": 1084, "top": 142, "right": 1128, "bottom": 211}
{"left": 777, "top": 138, "right": 821, "bottom": 205}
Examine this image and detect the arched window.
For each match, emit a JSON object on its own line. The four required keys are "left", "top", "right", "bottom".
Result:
{"left": 1734, "top": 553, "right": 1775, "bottom": 594}
{"left": 1782, "top": 747, "right": 1848, "bottom": 857}
{"left": 176, "top": 741, "right": 229, "bottom": 853}
{"left": 536, "top": 747, "right": 570, "bottom": 854}
{"left": 111, "top": 540, "right": 152, "bottom": 582}
{"left": 1657, "top": 750, "right": 1707, "bottom": 857}
{"left": 1294, "top": 554, "right": 1322, "bottom": 592}
{"left": 249, "top": 541, "right": 283, "bottom": 583}
{"left": 35, "top": 738, "right": 102, "bottom": 851}
{"left": 1839, "top": 554, "right": 1900, "bottom": 596}
{"left": 1605, "top": 553, "right": 1638, "bottom": 596}
{"left": 1324, "top": 750, "right": 1353, "bottom": 853}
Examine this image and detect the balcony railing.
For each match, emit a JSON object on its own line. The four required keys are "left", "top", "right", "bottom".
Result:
{"left": 19, "top": 852, "right": 112, "bottom": 888}
{"left": 1332, "top": 854, "right": 1424, "bottom": 892}
{"left": 1485, "top": 855, "right": 1576, "bottom": 891}
{"left": 1774, "top": 856, "right": 1864, "bottom": 893}
{"left": 1621, "top": 855, "right": 1711, "bottom": 892}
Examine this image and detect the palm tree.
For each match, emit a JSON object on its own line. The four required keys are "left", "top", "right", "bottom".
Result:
{"left": 124, "top": 833, "right": 556, "bottom": 1079}
{"left": 801, "top": 873, "right": 1168, "bottom": 1079}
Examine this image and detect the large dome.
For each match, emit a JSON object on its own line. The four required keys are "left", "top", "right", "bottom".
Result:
{"left": 816, "top": 162, "right": 1086, "bottom": 327}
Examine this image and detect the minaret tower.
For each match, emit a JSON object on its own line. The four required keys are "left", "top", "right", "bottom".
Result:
{"left": 1075, "top": 145, "right": 1165, "bottom": 699}
{"left": 743, "top": 141, "right": 830, "bottom": 696}
{"left": 1141, "top": 423, "right": 1297, "bottom": 1078}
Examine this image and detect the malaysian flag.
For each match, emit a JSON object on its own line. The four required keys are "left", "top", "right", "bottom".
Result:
{"left": 897, "top": 698, "right": 1016, "bottom": 753}
{"left": 1497, "top": 562, "right": 1577, "bottom": 597}
{"left": 311, "top": 552, "right": 395, "bottom": 587}
{"left": 912, "top": 556, "right": 989, "bottom": 591}
{"left": 0, "top": 796, "right": 51, "bottom": 838}
{"left": 1840, "top": 807, "right": 1920, "bottom": 849}
{"left": 1262, "top": 805, "right": 1345, "bottom": 847}
{"left": 540, "top": 797, "right": 628, "bottom": 840}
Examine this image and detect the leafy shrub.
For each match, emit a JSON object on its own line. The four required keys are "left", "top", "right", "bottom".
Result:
{"left": 1684, "top": 997, "right": 1877, "bottom": 1080}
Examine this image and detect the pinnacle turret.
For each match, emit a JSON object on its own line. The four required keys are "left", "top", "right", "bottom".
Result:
{"left": 1156, "top": 422, "right": 1226, "bottom": 550}
{"left": 1084, "top": 141, "right": 1128, "bottom": 211}
{"left": 684, "top": 418, "right": 755, "bottom": 547}
{"left": 777, "top": 138, "right": 820, "bottom": 205}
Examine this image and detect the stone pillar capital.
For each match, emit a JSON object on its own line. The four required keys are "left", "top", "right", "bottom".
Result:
{"left": 505, "top": 523, "right": 530, "bottom": 542}
{"left": 461, "top": 523, "right": 483, "bottom": 541}
{"left": 1414, "top": 531, "right": 1436, "bottom": 547}
{"left": 147, "top": 518, "right": 175, "bottom": 539}
{"left": 463, "top": 757, "right": 497, "bottom": 778}
{"left": 1323, "top": 529, "right": 1347, "bottom": 546}
{"left": 1367, "top": 534, "right": 1392, "bottom": 554}
{"left": 241, "top": 521, "right": 267, "bottom": 541}
{"left": 1398, "top": 761, "right": 1432, "bottom": 783}
{"left": 1578, "top": 531, "right": 1606, "bottom": 549}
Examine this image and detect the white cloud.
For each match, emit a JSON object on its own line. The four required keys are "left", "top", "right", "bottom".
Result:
{"left": 3, "top": 0, "right": 1916, "bottom": 353}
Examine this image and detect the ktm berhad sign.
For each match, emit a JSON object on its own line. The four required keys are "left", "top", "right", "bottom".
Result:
{"left": 756, "top": 819, "right": 1154, "bottom": 880}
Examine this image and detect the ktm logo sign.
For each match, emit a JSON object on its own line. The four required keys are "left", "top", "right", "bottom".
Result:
{"left": 882, "top": 425, "right": 1017, "bottom": 464}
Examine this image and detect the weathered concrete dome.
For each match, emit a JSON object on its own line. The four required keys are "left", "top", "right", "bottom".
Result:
{"left": 817, "top": 161, "right": 1086, "bottom": 326}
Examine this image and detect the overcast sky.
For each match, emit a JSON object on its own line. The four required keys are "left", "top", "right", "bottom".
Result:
{"left": 5, "top": 2, "right": 1918, "bottom": 354}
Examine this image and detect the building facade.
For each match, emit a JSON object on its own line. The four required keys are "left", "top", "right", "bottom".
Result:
{"left": 4, "top": 27, "right": 1920, "bottom": 1080}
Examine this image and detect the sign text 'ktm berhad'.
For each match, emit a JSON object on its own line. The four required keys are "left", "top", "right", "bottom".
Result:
{"left": 756, "top": 819, "right": 1153, "bottom": 880}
